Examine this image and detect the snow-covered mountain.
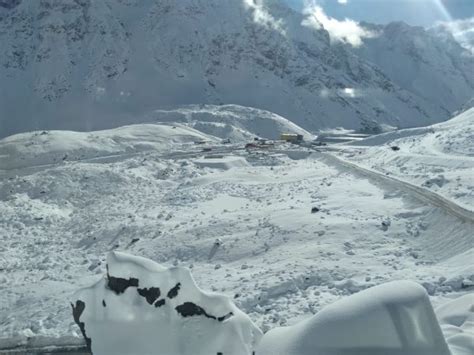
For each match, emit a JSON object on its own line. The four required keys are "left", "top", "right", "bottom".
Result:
{"left": 354, "top": 22, "right": 473, "bottom": 118}
{"left": 430, "top": 18, "right": 474, "bottom": 54}
{"left": 0, "top": 0, "right": 472, "bottom": 138}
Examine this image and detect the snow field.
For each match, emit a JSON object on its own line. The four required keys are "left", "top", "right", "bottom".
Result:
{"left": 0, "top": 116, "right": 472, "bottom": 354}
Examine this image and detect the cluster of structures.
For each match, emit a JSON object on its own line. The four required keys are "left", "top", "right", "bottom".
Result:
{"left": 244, "top": 133, "right": 305, "bottom": 150}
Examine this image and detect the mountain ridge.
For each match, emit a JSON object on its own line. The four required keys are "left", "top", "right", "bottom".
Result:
{"left": 0, "top": 0, "right": 472, "bottom": 138}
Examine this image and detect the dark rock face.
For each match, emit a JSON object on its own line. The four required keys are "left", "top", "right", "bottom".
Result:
{"left": 0, "top": 0, "right": 21, "bottom": 9}
{"left": 217, "top": 313, "right": 234, "bottom": 322}
{"left": 137, "top": 287, "right": 161, "bottom": 305}
{"left": 155, "top": 299, "right": 166, "bottom": 308}
{"left": 167, "top": 283, "right": 181, "bottom": 299}
{"left": 71, "top": 300, "right": 92, "bottom": 352}
{"left": 107, "top": 275, "right": 139, "bottom": 294}
{"left": 176, "top": 302, "right": 234, "bottom": 322}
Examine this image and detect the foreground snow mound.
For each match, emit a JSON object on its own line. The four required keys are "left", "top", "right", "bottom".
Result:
{"left": 149, "top": 105, "right": 314, "bottom": 141}
{"left": 0, "top": 124, "right": 216, "bottom": 170}
{"left": 256, "top": 281, "right": 450, "bottom": 355}
{"left": 71, "top": 252, "right": 262, "bottom": 355}
{"left": 436, "top": 294, "right": 474, "bottom": 355}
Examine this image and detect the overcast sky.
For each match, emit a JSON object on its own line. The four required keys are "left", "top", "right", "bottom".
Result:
{"left": 284, "top": 0, "right": 474, "bottom": 27}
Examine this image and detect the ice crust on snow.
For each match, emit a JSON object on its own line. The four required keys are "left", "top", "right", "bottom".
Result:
{"left": 256, "top": 281, "right": 451, "bottom": 355}
{"left": 71, "top": 251, "right": 262, "bottom": 355}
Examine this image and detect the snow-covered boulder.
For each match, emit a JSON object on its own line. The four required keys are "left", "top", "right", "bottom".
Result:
{"left": 256, "top": 281, "right": 451, "bottom": 355}
{"left": 71, "top": 252, "right": 262, "bottom": 355}
{"left": 436, "top": 294, "right": 474, "bottom": 355}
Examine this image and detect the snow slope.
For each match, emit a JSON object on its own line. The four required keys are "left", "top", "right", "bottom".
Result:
{"left": 0, "top": 0, "right": 472, "bottom": 137}
{"left": 339, "top": 108, "right": 474, "bottom": 210}
{"left": 148, "top": 104, "right": 315, "bottom": 142}
{"left": 0, "top": 123, "right": 217, "bottom": 170}
{"left": 0, "top": 104, "right": 315, "bottom": 172}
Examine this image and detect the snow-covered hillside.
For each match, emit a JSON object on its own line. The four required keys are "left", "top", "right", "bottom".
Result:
{"left": 0, "top": 0, "right": 472, "bottom": 137}
{"left": 0, "top": 123, "right": 217, "bottom": 170}
{"left": 0, "top": 105, "right": 315, "bottom": 171}
{"left": 339, "top": 108, "right": 474, "bottom": 210}
{"left": 149, "top": 104, "right": 314, "bottom": 141}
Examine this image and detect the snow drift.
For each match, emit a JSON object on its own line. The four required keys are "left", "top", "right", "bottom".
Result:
{"left": 0, "top": 123, "right": 216, "bottom": 170}
{"left": 194, "top": 156, "right": 250, "bottom": 170}
{"left": 256, "top": 281, "right": 451, "bottom": 355}
{"left": 436, "top": 294, "right": 474, "bottom": 355}
{"left": 71, "top": 251, "right": 262, "bottom": 355}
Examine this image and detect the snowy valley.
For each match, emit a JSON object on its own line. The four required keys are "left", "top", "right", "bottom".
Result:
{"left": 0, "top": 0, "right": 473, "bottom": 354}
{"left": 0, "top": 107, "right": 473, "bottom": 354}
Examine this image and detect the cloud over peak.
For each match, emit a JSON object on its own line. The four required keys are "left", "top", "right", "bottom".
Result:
{"left": 433, "top": 17, "right": 474, "bottom": 53}
{"left": 243, "top": 0, "right": 286, "bottom": 35}
{"left": 302, "top": 1, "right": 378, "bottom": 47}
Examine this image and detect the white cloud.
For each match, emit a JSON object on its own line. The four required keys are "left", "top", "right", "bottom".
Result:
{"left": 319, "top": 87, "right": 365, "bottom": 99}
{"left": 302, "top": 0, "right": 378, "bottom": 47}
{"left": 243, "top": 0, "right": 286, "bottom": 35}
{"left": 337, "top": 0, "right": 348, "bottom": 4}
{"left": 434, "top": 17, "right": 474, "bottom": 53}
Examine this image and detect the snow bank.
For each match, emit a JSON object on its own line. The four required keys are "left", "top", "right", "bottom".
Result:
{"left": 256, "top": 281, "right": 451, "bottom": 355}
{"left": 351, "top": 108, "right": 474, "bottom": 154}
{"left": 71, "top": 252, "right": 262, "bottom": 355}
{"left": 0, "top": 124, "right": 216, "bottom": 170}
{"left": 340, "top": 108, "right": 474, "bottom": 209}
{"left": 194, "top": 156, "right": 250, "bottom": 170}
{"left": 348, "top": 126, "right": 433, "bottom": 146}
{"left": 148, "top": 104, "right": 315, "bottom": 141}
{"left": 436, "top": 294, "right": 474, "bottom": 355}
